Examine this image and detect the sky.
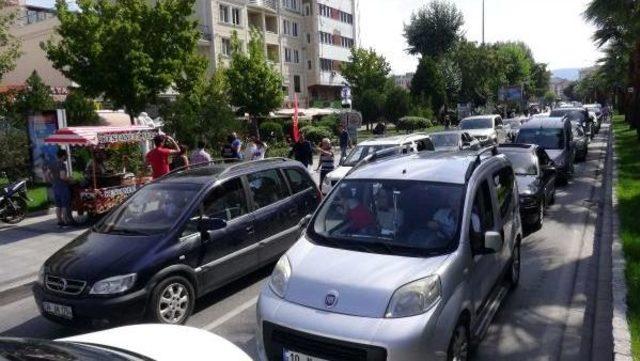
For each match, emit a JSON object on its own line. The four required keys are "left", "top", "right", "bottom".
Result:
{"left": 357, "top": 0, "right": 602, "bottom": 75}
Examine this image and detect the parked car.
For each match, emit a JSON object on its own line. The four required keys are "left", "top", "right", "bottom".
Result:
{"left": 33, "top": 159, "right": 321, "bottom": 327}
{"left": 0, "top": 324, "right": 252, "bottom": 361}
{"left": 503, "top": 118, "right": 523, "bottom": 142}
{"left": 516, "top": 117, "right": 575, "bottom": 185}
{"left": 499, "top": 144, "right": 557, "bottom": 230}
{"left": 459, "top": 114, "right": 507, "bottom": 145}
{"left": 549, "top": 107, "right": 594, "bottom": 139}
{"left": 430, "top": 130, "right": 481, "bottom": 151}
{"left": 321, "top": 134, "right": 435, "bottom": 194}
{"left": 257, "top": 149, "right": 523, "bottom": 361}
{"left": 571, "top": 122, "right": 589, "bottom": 162}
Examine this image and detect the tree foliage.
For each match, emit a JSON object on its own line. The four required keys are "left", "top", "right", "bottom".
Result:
{"left": 358, "top": 89, "right": 386, "bottom": 125}
{"left": 404, "top": 0, "right": 464, "bottom": 58}
{"left": 64, "top": 89, "right": 100, "bottom": 126}
{"left": 342, "top": 47, "right": 391, "bottom": 96}
{"left": 411, "top": 56, "right": 446, "bottom": 113}
{"left": 226, "top": 29, "right": 283, "bottom": 132}
{"left": 0, "top": 0, "right": 21, "bottom": 82}
{"left": 44, "top": 0, "right": 206, "bottom": 121}
{"left": 15, "top": 71, "right": 54, "bottom": 114}
{"left": 384, "top": 86, "right": 412, "bottom": 124}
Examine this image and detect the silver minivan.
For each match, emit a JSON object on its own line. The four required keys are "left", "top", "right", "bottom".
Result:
{"left": 257, "top": 150, "right": 523, "bottom": 361}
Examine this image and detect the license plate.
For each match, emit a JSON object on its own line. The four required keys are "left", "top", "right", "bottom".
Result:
{"left": 283, "top": 349, "right": 329, "bottom": 361}
{"left": 42, "top": 302, "right": 73, "bottom": 319}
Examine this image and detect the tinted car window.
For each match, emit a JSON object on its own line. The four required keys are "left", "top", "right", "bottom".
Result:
{"left": 342, "top": 144, "right": 394, "bottom": 167}
{"left": 516, "top": 128, "right": 565, "bottom": 149}
{"left": 494, "top": 167, "right": 515, "bottom": 219}
{"left": 248, "top": 169, "right": 289, "bottom": 209}
{"left": 203, "top": 178, "right": 248, "bottom": 221}
{"left": 431, "top": 133, "right": 460, "bottom": 148}
{"left": 310, "top": 179, "right": 464, "bottom": 256}
{"left": 470, "top": 180, "right": 494, "bottom": 249}
{"left": 94, "top": 183, "right": 199, "bottom": 235}
{"left": 460, "top": 118, "right": 493, "bottom": 130}
{"left": 284, "top": 168, "right": 315, "bottom": 194}
{"left": 501, "top": 151, "right": 537, "bottom": 175}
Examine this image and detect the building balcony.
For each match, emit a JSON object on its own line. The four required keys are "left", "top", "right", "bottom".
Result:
{"left": 248, "top": 0, "right": 277, "bottom": 12}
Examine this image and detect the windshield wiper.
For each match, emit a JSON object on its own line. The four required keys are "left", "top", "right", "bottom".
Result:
{"left": 107, "top": 228, "right": 151, "bottom": 236}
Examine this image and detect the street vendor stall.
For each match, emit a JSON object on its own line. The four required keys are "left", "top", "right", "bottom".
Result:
{"left": 45, "top": 125, "right": 158, "bottom": 218}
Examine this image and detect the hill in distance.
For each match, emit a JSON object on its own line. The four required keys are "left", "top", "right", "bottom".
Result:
{"left": 552, "top": 68, "right": 581, "bottom": 81}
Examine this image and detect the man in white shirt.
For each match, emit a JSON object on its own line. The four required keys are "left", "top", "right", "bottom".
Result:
{"left": 190, "top": 140, "right": 212, "bottom": 165}
{"left": 428, "top": 196, "right": 458, "bottom": 239}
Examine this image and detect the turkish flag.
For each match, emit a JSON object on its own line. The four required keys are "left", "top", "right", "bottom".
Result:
{"left": 292, "top": 94, "right": 300, "bottom": 142}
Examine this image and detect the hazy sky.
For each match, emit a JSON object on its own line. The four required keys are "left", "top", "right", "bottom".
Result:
{"left": 358, "top": 0, "right": 602, "bottom": 74}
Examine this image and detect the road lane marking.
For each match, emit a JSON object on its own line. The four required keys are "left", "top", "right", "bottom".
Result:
{"left": 203, "top": 296, "right": 259, "bottom": 331}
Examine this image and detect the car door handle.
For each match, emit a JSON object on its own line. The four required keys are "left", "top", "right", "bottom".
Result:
{"left": 245, "top": 225, "right": 254, "bottom": 234}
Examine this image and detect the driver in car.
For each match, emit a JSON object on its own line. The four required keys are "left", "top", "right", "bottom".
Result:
{"left": 336, "top": 188, "right": 376, "bottom": 234}
{"left": 428, "top": 195, "right": 458, "bottom": 239}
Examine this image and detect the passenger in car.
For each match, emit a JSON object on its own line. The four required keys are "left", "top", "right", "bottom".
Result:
{"left": 375, "top": 188, "right": 403, "bottom": 236}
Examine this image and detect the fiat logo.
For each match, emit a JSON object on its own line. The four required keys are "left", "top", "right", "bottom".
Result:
{"left": 324, "top": 290, "right": 339, "bottom": 308}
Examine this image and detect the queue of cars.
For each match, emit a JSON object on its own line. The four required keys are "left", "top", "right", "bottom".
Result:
{"left": 27, "top": 105, "right": 599, "bottom": 361}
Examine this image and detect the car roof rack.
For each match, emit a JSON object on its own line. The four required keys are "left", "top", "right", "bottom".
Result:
{"left": 156, "top": 157, "right": 290, "bottom": 182}
{"left": 345, "top": 145, "right": 406, "bottom": 177}
{"left": 464, "top": 145, "right": 499, "bottom": 181}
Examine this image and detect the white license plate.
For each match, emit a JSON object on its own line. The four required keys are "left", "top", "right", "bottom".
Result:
{"left": 42, "top": 302, "right": 73, "bottom": 319}
{"left": 283, "top": 349, "right": 329, "bottom": 361}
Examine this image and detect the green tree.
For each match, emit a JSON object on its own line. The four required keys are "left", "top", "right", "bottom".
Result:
{"left": 452, "top": 41, "right": 501, "bottom": 106}
{"left": 0, "top": 0, "right": 21, "bottom": 82}
{"left": 44, "top": 0, "right": 205, "bottom": 123}
{"left": 64, "top": 89, "right": 100, "bottom": 126}
{"left": 493, "top": 41, "right": 535, "bottom": 87}
{"left": 411, "top": 56, "right": 446, "bottom": 115}
{"left": 15, "top": 71, "right": 54, "bottom": 114}
{"left": 226, "top": 29, "right": 283, "bottom": 135}
{"left": 543, "top": 91, "right": 557, "bottom": 106}
{"left": 384, "top": 86, "right": 412, "bottom": 124}
{"left": 404, "top": 0, "right": 464, "bottom": 58}
{"left": 530, "top": 63, "right": 551, "bottom": 98}
{"left": 162, "top": 70, "right": 237, "bottom": 147}
{"left": 341, "top": 47, "right": 392, "bottom": 97}
{"left": 563, "top": 81, "right": 578, "bottom": 100}
{"left": 359, "top": 89, "right": 386, "bottom": 126}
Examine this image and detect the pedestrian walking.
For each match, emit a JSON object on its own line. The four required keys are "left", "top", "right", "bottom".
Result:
{"left": 315, "top": 138, "right": 335, "bottom": 188}
{"left": 221, "top": 133, "right": 243, "bottom": 161}
{"left": 146, "top": 134, "right": 180, "bottom": 179}
{"left": 288, "top": 133, "right": 314, "bottom": 168}
{"left": 45, "top": 149, "right": 73, "bottom": 227}
{"left": 338, "top": 125, "right": 351, "bottom": 160}
{"left": 190, "top": 140, "right": 212, "bottom": 165}
{"left": 170, "top": 144, "right": 189, "bottom": 171}
{"left": 244, "top": 136, "right": 268, "bottom": 161}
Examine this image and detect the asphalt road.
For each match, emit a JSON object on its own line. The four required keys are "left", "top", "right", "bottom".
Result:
{"left": 0, "top": 125, "right": 610, "bottom": 360}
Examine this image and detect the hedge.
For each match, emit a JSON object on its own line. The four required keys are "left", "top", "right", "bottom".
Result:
{"left": 397, "top": 117, "right": 432, "bottom": 132}
{"left": 301, "top": 126, "right": 332, "bottom": 145}
{"left": 259, "top": 121, "right": 284, "bottom": 142}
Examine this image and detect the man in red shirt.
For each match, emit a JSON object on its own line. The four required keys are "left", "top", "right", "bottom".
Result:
{"left": 146, "top": 135, "right": 180, "bottom": 179}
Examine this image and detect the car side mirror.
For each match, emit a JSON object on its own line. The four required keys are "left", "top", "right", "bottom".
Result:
{"left": 298, "top": 214, "right": 312, "bottom": 229}
{"left": 484, "top": 231, "right": 503, "bottom": 253}
{"left": 200, "top": 217, "right": 227, "bottom": 232}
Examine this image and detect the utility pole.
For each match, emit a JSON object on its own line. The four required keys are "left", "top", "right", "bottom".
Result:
{"left": 482, "top": 0, "right": 485, "bottom": 45}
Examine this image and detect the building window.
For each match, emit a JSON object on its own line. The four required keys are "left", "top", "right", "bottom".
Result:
{"left": 221, "top": 38, "right": 231, "bottom": 56}
{"left": 320, "top": 58, "right": 333, "bottom": 72}
{"left": 283, "top": 19, "right": 290, "bottom": 35}
{"left": 292, "top": 22, "right": 299, "bottom": 37}
{"left": 341, "top": 37, "right": 354, "bottom": 48}
{"left": 282, "top": 0, "right": 300, "bottom": 11}
{"left": 307, "top": 60, "right": 312, "bottom": 70}
{"left": 319, "top": 32, "right": 332, "bottom": 44}
{"left": 293, "top": 49, "right": 300, "bottom": 63}
{"left": 294, "top": 75, "right": 301, "bottom": 93}
{"left": 219, "top": 4, "right": 229, "bottom": 23}
{"left": 318, "top": 4, "right": 331, "bottom": 17}
{"left": 285, "top": 48, "right": 292, "bottom": 63}
{"left": 304, "top": 4, "right": 311, "bottom": 16}
{"left": 232, "top": 8, "right": 241, "bottom": 25}
{"left": 306, "top": 33, "right": 311, "bottom": 44}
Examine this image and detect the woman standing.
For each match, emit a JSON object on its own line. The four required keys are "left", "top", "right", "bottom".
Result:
{"left": 170, "top": 144, "right": 189, "bottom": 171}
{"left": 315, "top": 138, "right": 335, "bottom": 189}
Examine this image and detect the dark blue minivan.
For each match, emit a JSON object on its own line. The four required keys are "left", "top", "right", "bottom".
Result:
{"left": 33, "top": 159, "right": 321, "bottom": 326}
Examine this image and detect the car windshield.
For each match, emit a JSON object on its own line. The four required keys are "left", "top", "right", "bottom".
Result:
{"left": 310, "top": 180, "right": 464, "bottom": 256}
{"left": 0, "top": 339, "right": 144, "bottom": 361}
{"left": 342, "top": 144, "right": 395, "bottom": 167}
{"left": 460, "top": 118, "right": 492, "bottom": 129}
{"left": 502, "top": 152, "right": 537, "bottom": 176}
{"left": 94, "top": 183, "right": 200, "bottom": 235}
{"left": 516, "top": 128, "right": 565, "bottom": 150}
{"left": 550, "top": 109, "right": 586, "bottom": 123}
{"left": 430, "top": 133, "right": 460, "bottom": 148}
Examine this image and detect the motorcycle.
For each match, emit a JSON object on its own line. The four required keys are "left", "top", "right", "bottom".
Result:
{"left": 0, "top": 172, "right": 30, "bottom": 224}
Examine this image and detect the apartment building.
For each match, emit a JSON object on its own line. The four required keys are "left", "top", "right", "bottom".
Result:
{"left": 196, "top": 0, "right": 357, "bottom": 107}
{"left": 393, "top": 72, "right": 414, "bottom": 91}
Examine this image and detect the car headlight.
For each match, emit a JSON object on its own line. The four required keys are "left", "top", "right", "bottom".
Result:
{"left": 385, "top": 275, "right": 441, "bottom": 318}
{"left": 269, "top": 256, "right": 291, "bottom": 298}
{"left": 37, "top": 265, "right": 45, "bottom": 286}
{"left": 90, "top": 273, "right": 137, "bottom": 295}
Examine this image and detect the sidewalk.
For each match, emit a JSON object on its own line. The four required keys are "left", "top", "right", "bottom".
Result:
{"left": 0, "top": 214, "right": 87, "bottom": 296}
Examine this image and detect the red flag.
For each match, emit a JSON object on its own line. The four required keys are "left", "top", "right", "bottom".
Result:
{"left": 292, "top": 94, "right": 300, "bottom": 142}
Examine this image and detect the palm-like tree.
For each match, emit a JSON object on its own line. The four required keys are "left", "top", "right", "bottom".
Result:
{"left": 585, "top": 0, "right": 640, "bottom": 135}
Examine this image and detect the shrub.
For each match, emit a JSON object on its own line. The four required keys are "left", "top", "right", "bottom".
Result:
{"left": 316, "top": 114, "right": 341, "bottom": 135}
{"left": 283, "top": 118, "right": 311, "bottom": 139}
{"left": 259, "top": 121, "right": 284, "bottom": 142}
{"left": 301, "top": 126, "right": 332, "bottom": 145}
{"left": 397, "top": 116, "right": 432, "bottom": 133}
{"left": 0, "top": 128, "right": 30, "bottom": 179}
{"left": 266, "top": 142, "right": 291, "bottom": 158}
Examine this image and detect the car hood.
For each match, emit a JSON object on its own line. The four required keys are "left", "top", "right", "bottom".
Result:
{"left": 283, "top": 237, "right": 449, "bottom": 318}
{"left": 326, "top": 166, "right": 352, "bottom": 181}
{"left": 463, "top": 128, "right": 495, "bottom": 137}
{"left": 515, "top": 175, "right": 539, "bottom": 195}
{"left": 60, "top": 324, "right": 251, "bottom": 361}
{"left": 45, "top": 231, "right": 164, "bottom": 282}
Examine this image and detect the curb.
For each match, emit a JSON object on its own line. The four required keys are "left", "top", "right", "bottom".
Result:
{"left": 0, "top": 274, "right": 36, "bottom": 306}
{"left": 611, "top": 129, "right": 633, "bottom": 360}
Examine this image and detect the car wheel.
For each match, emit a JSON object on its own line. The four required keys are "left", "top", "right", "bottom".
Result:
{"left": 549, "top": 189, "right": 556, "bottom": 205}
{"left": 507, "top": 242, "right": 521, "bottom": 289}
{"left": 149, "top": 276, "right": 195, "bottom": 325}
{"left": 534, "top": 200, "right": 545, "bottom": 230}
{"left": 447, "top": 321, "right": 470, "bottom": 361}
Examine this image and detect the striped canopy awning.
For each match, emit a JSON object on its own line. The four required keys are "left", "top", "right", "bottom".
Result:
{"left": 45, "top": 126, "right": 158, "bottom": 147}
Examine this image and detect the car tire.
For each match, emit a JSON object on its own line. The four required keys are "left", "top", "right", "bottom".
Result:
{"left": 549, "top": 189, "right": 556, "bottom": 205}
{"left": 447, "top": 320, "right": 470, "bottom": 361}
{"left": 507, "top": 242, "right": 521, "bottom": 289}
{"left": 148, "top": 276, "right": 195, "bottom": 325}
{"left": 533, "top": 200, "right": 545, "bottom": 230}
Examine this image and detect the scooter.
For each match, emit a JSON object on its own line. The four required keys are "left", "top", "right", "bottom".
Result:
{"left": 0, "top": 172, "right": 30, "bottom": 224}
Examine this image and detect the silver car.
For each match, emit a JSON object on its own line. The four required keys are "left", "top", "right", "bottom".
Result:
{"left": 257, "top": 150, "right": 523, "bottom": 361}
{"left": 459, "top": 114, "right": 507, "bottom": 145}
